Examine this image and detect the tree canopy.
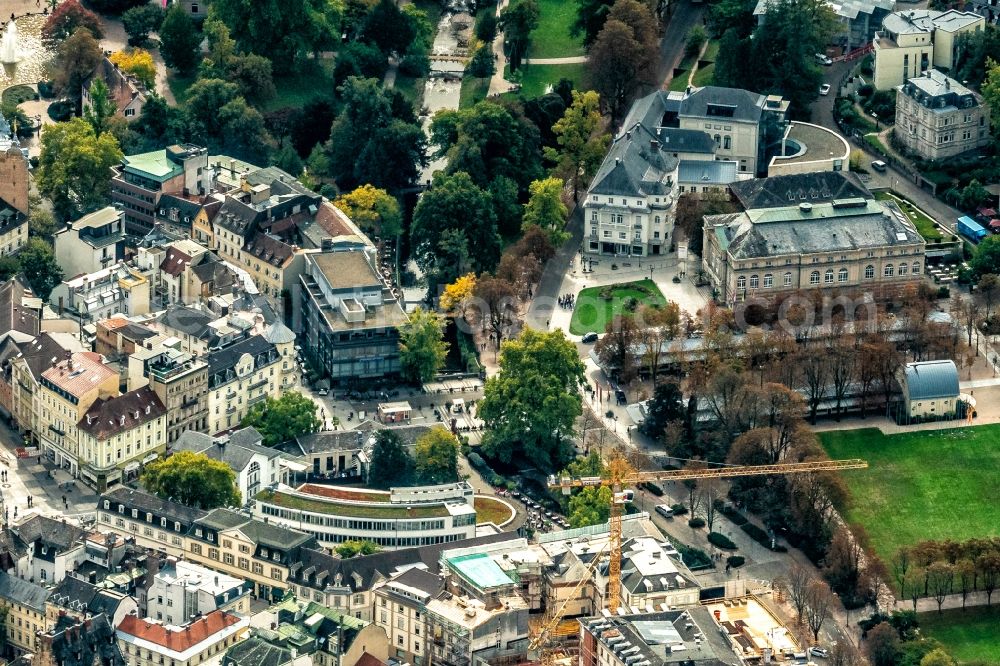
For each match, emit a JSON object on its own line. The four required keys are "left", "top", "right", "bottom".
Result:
{"left": 37, "top": 118, "right": 123, "bottom": 221}
{"left": 545, "top": 90, "right": 609, "bottom": 201}
{"left": 158, "top": 4, "right": 202, "bottom": 74}
{"left": 398, "top": 308, "right": 449, "bottom": 384}
{"left": 334, "top": 185, "right": 403, "bottom": 238}
{"left": 335, "top": 540, "right": 382, "bottom": 558}
{"left": 240, "top": 391, "right": 322, "bottom": 446}
{"left": 522, "top": 177, "right": 569, "bottom": 246}
{"left": 500, "top": 0, "right": 539, "bottom": 71}
{"left": 970, "top": 235, "right": 1000, "bottom": 279}
{"left": 480, "top": 328, "right": 586, "bottom": 471}
{"left": 141, "top": 451, "right": 241, "bottom": 510}
{"left": 42, "top": 0, "right": 103, "bottom": 41}
{"left": 588, "top": 0, "right": 659, "bottom": 124}
{"left": 16, "top": 239, "right": 64, "bottom": 302}
{"left": 415, "top": 426, "right": 460, "bottom": 484}
{"left": 368, "top": 430, "right": 414, "bottom": 488}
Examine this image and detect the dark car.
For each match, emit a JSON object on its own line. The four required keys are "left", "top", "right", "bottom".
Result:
{"left": 581, "top": 332, "right": 599, "bottom": 343}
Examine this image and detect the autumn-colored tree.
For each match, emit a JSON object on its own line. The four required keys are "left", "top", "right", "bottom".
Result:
{"left": 414, "top": 426, "right": 460, "bottom": 484}
{"left": 440, "top": 273, "right": 477, "bottom": 315}
{"left": 334, "top": 184, "right": 403, "bottom": 238}
{"left": 472, "top": 274, "right": 518, "bottom": 348}
{"left": 109, "top": 48, "right": 156, "bottom": 90}
{"left": 42, "top": 0, "right": 103, "bottom": 41}
{"left": 594, "top": 314, "right": 640, "bottom": 384}
{"left": 588, "top": 0, "right": 658, "bottom": 124}
{"left": 544, "top": 90, "right": 609, "bottom": 201}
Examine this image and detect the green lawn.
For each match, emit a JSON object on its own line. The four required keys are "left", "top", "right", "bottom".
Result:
{"left": 864, "top": 132, "right": 888, "bottom": 155}
{"left": 668, "top": 71, "right": 691, "bottom": 91}
{"left": 874, "top": 191, "right": 943, "bottom": 241}
{"left": 919, "top": 606, "right": 1000, "bottom": 664}
{"left": 820, "top": 426, "right": 1000, "bottom": 562}
{"left": 569, "top": 279, "right": 667, "bottom": 335}
{"left": 166, "top": 72, "right": 197, "bottom": 105}
{"left": 475, "top": 496, "right": 514, "bottom": 525}
{"left": 460, "top": 76, "right": 490, "bottom": 109}
{"left": 263, "top": 61, "right": 336, "bottom": 112}
{"left": 529, "top": 0, "right": 585, "bottom": 58}
{"left": 504, "top": 63, "right": 589, "bottom": 99}
{"left": 692, "top": 63, "right": 715, "bottom": 87}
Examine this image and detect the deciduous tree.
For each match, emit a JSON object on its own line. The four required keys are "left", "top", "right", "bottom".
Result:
{"left": 471, "top": 274, "right": 518, "bottom": 347}
{"left": 159, "top": 4, "right": 202, "bottom": 73}
{"left": 142, "top": 451, "right": 241, "bottom": 509}
{"left": 522, "top": 177, "right": 569, "bottom": 246}
{"left": 42, "top": 0, "right": 102, "bottom": 41}
{"left": 368, "top": 430, "right": 414, "bottom": 488}
{"left": 804, "top": 579, "right": 834, "bottom": 643}
{"left": 334, "top": 185, "right": 403, "bottom": 238}
{"left": 109, "top": 48, "right": 156, "bottom": 90}
{"left": 241, "top": 391, "right": 322, "bottom": 446}
{"left": 440, "top": 273, "right": 477, "bottom": 315}
{"left": 398, "top": 308, "right": 449, "bottom": 384}
{"left": 335, "top": 540, "right": 382, "bottom": 558}
{"left": 587, "top": 0, "right": 658, "bottom": 125}
{"left": 594, "top": 314, "right": 640, "bottom": 383}
{"left": 37, "top": 118, "right": 123, "bottom": 221}
{"left": 500, "top": 0, "right": 539, "bottom": 71}
{"left": 544, "top": 90, "right": 609, "bottom": 201}
{"left": 16, "top": 239, "right": 64, "bottom": 301}
{"left": 83, "top": 78, "right": 117, "bottom": 137}
{"left": 866, "top": 622, "right": 900, "bottom": 666}
{"left": 415, "top": 426, "right": 460, "bottom": 484}
{"left": 121, "top": 4, "right": 162, "bottom": 46}
{"left": 48, "top": 27, "right": 102, "bottom": 104}
{"left": 568, "top": 486, "right": 612, "bottom": 527}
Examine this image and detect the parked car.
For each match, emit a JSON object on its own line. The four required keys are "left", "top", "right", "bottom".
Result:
{"left": 871, "top": 160, "right": 887, "bottom": 172}
{"left": 808, "top": 647, "right": 829, "bottom": 659}
{"left": 316, "top": 388, "right": 329, "bottom": 396}
{"left": 819, "top": 83, "right": 831, "bottom": 96}
{"left": 582, "top": 332, "right": 599, "bottom": 343}
{"left": 655, "top": 504, "right": 673, "bottom": 519}
{"left": 815, "top": 53, "right": 833, "bottom": 65}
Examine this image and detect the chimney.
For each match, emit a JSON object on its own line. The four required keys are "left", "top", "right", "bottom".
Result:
{"left": 650, "top": 139, "right": 660, "bottom": 151}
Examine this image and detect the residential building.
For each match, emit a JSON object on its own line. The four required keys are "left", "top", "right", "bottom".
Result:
{"left": 873, "top": 10, "right": 985, "bottom": 90}
{"left": 96, "top": 318, "right": 160, "bottom": 359}
{"left": 372, "top": 568, "right": 443, "bottom": 666}
{"left": 10, "top": 514, "right": 89, "bottom": 585}
{"left": 184, "top": 253, "right": 238, "bottom": 305}
{"left": 116, "top": 610, "right": 250, "bottom": 666}
{"left": 82, "top": 57, "right": 148, "bottom": 120}
{"left": 10, "top": 333, "right": 83, "bottom": 445}
{"left": 899, "top": 359, "right": 960, "bottom": 420}
{"left": 0, "top": 198, "right": 27, "bottom": 257}
{"left": 0, "top": 570, "right": 51, "bottom": 656}
{"left": 146, "top": 558, "right": 251, "bottom": 624}
{"left": 579, "top": 609, "right": 734, "bottom": 666}
{"left": 206, "top": 334, "right": 285, "bottom": 435}
{"left": 47, "top": 570, "right": 138, "bottom": 627}
{"left": 766, "top": 122, "right": 851, "bottom": 176}
{"left": 756, "top": 0, "right": 893, "bottom": 51}
{"left": 425, "top": 586, "right": 529, "bottom": 666}
{"left": 54, "top": 207, "right": 126, "bottom": 279}
{"left": 894, "top": 69, "right": 991, "bottom": 160}
{"left": 140, "top": 347, "right": 209, "bottom": 445}
{"left": 173, "top": 427, "right": 287, "bottom": 501}
{"left": 49, "top": 262, "right": 151, "bottom": 321}
{"left": 0, "top": 112, "right": 29, "bottom": 215}
{"left": 0, "top": 276, "right": 41, "bottom": 339}
{"left": 159, "top": 240, "right": 209, "bottom": 305}
{"left": 36, "top": 352, "right": 120, "bottom": 476}
{"left": 97, "top": 488, "right": 207, "bottom": 558}
{"left": 676, "top": 160, "right": 739, "bottom": 197}
{"left": 76, "top": 386, "right": 168, "bottom": 491}
{"left": 149, "top": 305, "right": 223, "bottom": 356}
{"left": 592, "top": 537, "right": 699, "bottom": 611}
{"left": 298, "top": 250, "right": 408, "bottom": 383}
{"left": 702, "top": 195, "right": 926, "bottom": 304}
{"left": 33, "top": 614, "right": 126, "bottom": 666}
{"left": 254, "top": 482, "right": 478, "bottom": 550}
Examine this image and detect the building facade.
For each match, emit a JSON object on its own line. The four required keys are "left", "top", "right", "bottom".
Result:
{"left": 49, "top": 262, "right": 151, "bottom": 321}
{"left": 142, "top": 349, "right": 209, "bottom": 446}
{"left": 117, "top": 611, "right": 250, "bottom": 666}
{"left": 873, "top": 10, "right": 985, "bottom": 90}
{"left": 206, "top": 334, "right": 285, "bottom": 435}
{"left": 0, "top": 571, "right": 51, "bottom": 657}
{"left": 894, "top": 69, "right": 991, "bottom": 160}
{"left": 899, "top": 359, "right": 960, "bottom": 420}
{"left": 146, "top": 558, "right": 251, "bottom": 624}
{"left": 53, "top": 207, "right": 126, "bottom": 279}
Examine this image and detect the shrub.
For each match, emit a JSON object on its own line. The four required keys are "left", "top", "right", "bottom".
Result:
{"left": 670, "top": 503, "right": 688, "bottom": 516}
{"left": 741, "top": 522, "right": 769, "bottom": 544}
{"left": 38, "top": 81, "right": 56, "bottom": 98}
{"left": 640, "top": 482, "right": 664, "bottom": 496}
{"left": 676, "top": 543, "right": 713, "bottom": 569}
{"left": 707, "top": 531, "right": 737, "bottom": 550}
{"left": 720, "top": 505, "right": 749, "bottom": 526}
{"left": 47, "top": 100, "right": 74, "bottom": 122}
{"left": 858, "top": 83, "right": 874, "bottom": 98}
{"left": 727, "top": 555, "right": 745, "bottom": 568}
{"left": 688, "top": 517, "right": 706, "bottom": 528}
{"left": 937, "top": 286, "right": 950, "bottom": 298}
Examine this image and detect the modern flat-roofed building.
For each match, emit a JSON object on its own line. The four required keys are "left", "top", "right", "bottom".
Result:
{"left": 579, "top": 608, "right": 735, "bottom": 666}
{"left": 49, "top": 262, "right": 151, "bottom": 321}
{"left": 894, "top": 69, "right": 991, "bottom": 160}
{"left": 54, "top": 207, "right": 126, "bottom": 279}
{"left": 146, "top": 558, "right": 251, "bottom": 623}
{"left": 873, "top": 10, "right": 985, "bottom": 90}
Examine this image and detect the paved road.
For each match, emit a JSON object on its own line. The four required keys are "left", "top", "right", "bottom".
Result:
{"left": 657, "top": 0, "right": 707, "bottom": 88}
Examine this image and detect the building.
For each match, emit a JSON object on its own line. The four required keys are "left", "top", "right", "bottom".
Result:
{"left": 372, "top": 567, "right": 443, "bottom": 666}
{"left": 96, "top": 318, "right": 160, "bottom": 359}
{"left": 47, "top": 574, "right": 137, "bottom": 627}
{"left": 206, "top": 334, "right": 286, "bottom": 435}
{"left": 54, "top": 207, "right": 127, "bottom": 279}
{"left": 10, "top": 514, "right": 89, "bottom": 585}
{"left": 49, "top": 262, "right": 151, "bottom": 321}
{"left": 0, "top": 112, "right": 29, "bottom": 216}
{"left": 76, "top": 386, "right": 168, "bottom": 491}
{"left": 765, "top": 122, "right": 851, "bottom": 176}
{"left": 150, "top": 305, "right": 221, "bottom": 356}
{"left": 0, "top": 198, "right": 27, "bottom": 257}
{"left": 82, "top": 57, "right": 148, "bottom": 119}
{"left": 899, "top": 359, "right": 960, "bottom": 420}
{"left": 756, "top": 0, "right": 894, "bottom": 51}
{"left": 425, "top": 585, "right": 529, "bottom": 666}
{"left": 0, "top": 570, "right": 51, "bottom": 656}
{"left": 253, "top": 482, "right": 478, "bottom": 550}
{"left": 141, "top": 347, "right": 209, "bottom": 446}
{"left": 298, "top": 250, "right": 408, "bottom": 383}
{"left": 728, "top": 170, "right": 873, "bottom": 210}
{"left": 9, "top": 333, "right": 83, "bottom": 445}
{"left": 33, "top": 614, "right": 126, "bottom": 666}
{"left": 579, "top": 609, "right": 734, "bottom": 666}
{"left": 173, "top": 427, "right": 287, "bottom": 501}
{"left": 97, "top": 488, "right": 207, "bottom": 558}
{"left": 593, "top": 537, "right": 699, "bottom": 611}
{"left": 158, "top": 240, "right": 209, "bottom": 305}
{"left": 146, "top": 558, "right": 251, "bottom": 624}
{"left": 36, "top": 352, "right": 120, "bottom": 477}
{"left": 116, "top": 610, "right": 250, "bottom": 666}
{"left": 702, "top": 196, "right": 926, "bottom": 304}
{"left": 894, "top": 69, "right": 991, "bottom": 160}
{"left": 676, "top": 160, "right": 739, "bottom": 197}
{"left": 873, "top": 10, "right": 985, "bottom": 90}
{"left": 0, "top": 276, "right": 41, "bottom": 339}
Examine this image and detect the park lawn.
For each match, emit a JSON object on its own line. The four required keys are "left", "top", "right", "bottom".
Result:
{"left": 668, "top": 72, "right": 691, "bottom": 91}
{"left": 529, "top": 0, "right": 586, "bottom": 58}
{"left": 505, "top": 63, "right": 589, "bottom": 99}
{"left": 460, "top": 76, "right": 491, "bottom": 109}
{"left": 692, "top": 62, "right": 715, "bottom": 87}
{"left": 569, "top": 279, "right": 667, "bottom": 335}
{"left": 263, "top": 61, "right": 336, "bottom": 112}
{"left": 166, "top": 71, "right": 197, "bottom": 105}
{"left": 874, "top": 191, "right": 943, "bottom": 241}
{"left": 820, "top": 426, "right": 1000, "bottom": 562}
{"left": 864, "top": 132, "right": 888, "bottom": 155}
{"left": 919, "top": 606, "right": 1000, "bottom": 664}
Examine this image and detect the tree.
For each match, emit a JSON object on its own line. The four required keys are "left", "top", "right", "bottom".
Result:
{"left": 48, "top": 27, "right": 102, "bottom": 104}
{"left": 970, "top": 235, "right": 1000, "bottom": 279}
{"left": 640, "top": 382, "right": 685, "bottom": 439}
{"left": 574, "top": 0, "right": 614, "bottom": 46}
{"left": 782, "top": 562, "right": 813, "bottom": 622}
{"left": 480, "top": 328, "right": 586, "bottom": 471}
{"left": 982, "top": 57, "right": 1000, "bottom": 131}
{"left": 920, "top": 649, "right": 956, "bottom": 666}
{"left": 926, "top": 562, "right": 953, "bottom": 614}
{"left": 545, "top": 90, "right": 609, "bottom": 202}
{"left": 522, "top": 177, "right": 569, "bottom": 245}
{"left": 980, "top": 552, "right": 1000, "bottom": 605}
{"left": 699, "top": 478, "right": 723, "bottom": 532}
{"left": 185, "top": 79, "right": 240, "bottom": 138}
{"left": 472, "top": 273, "right": 519, "bottom": 348}
{"left": 476, "top": 11, "right": 497, "bottom": 42}
{"left": 230, "top": 54, "right": 277, "bottom": 106}
{"left": 241, "top": 391, "right": 322, "bottom": 446}
{"left": 414, "top": 426, "right": 459, "bottom": 484}
{"left": 109, "top": 48, "right": 156, "bottom": 90}
{"left": 121, "top": 4, "right": 163, "bottom": 46}
{"left": 37, "top": 118, "right": 123, "bottom": 221}
{"left": 368, "top": 430, "right": 414, "bottom": 488}
{"left": 363, "top": 0, "right": 415, "bottom": 55}
{"left": 86, "top": 0, "right": 147, "bottom": 14}
{"left": 978, "top": 273, "right": 1000, "bottom": 323}
{"left": 804, "top": 579, "right": 834, "bottom": 643}
{"left": 685, "top": 24, "right": 707, "bottom": 58}
{"left": 217, "top": 97, "right": 274, "bottom": 165}
{"left": 159, "top": 4, "right": 201, "bottom": 74}
{"left": 467, "top": 41, "right": 496, "bottom": 78}
{"left": 594, "top": 315, "right": 639, "bottom": 383}
{"left": 569, "top": 486, "right": 612, "bottom": 527}
{"left": 335, "top": 540, "right": 382, "bottom": 558}
{"left": 588, "top": 0, "right": 658, "bottom": 124}
{"left": 141, "top": 451, "right": 241, "bottom": 510}
{"left": 334, "top": 185, "right": 403, "bottom": 239}
{"left": 440, "top": 273, "right": 477, "bottom": 315}
{"left": 500, "top": 0, "right": 539, "bottom": 71}
{"left": 83, "top": 78, "right": 117, "bottom": 137}
{"left": 866, "top": 622, "right": 901, "bottom": 666}
{"left": 15, "top": 239, "right": 64, "bottom": 301}
{"left": 398, "top": 308, "right": 449, "bottom": 384}
{"left": 955, "top": 559, "right": 975, "bottom": 609}
{"left": 333, "top": 41, "right": 389, "bottom": 86}
{"left": 42, "top": 0, "right": 103, "bottom": 41}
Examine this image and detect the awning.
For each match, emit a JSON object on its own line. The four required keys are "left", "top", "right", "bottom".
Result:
{"left": 282, "top": 460, "right": 308, "bottom": 472}
{"left": 124, "top": 462, "right": 140, "bottom": 473}
{"left": 142, "top": 453, "right": 159, "bottom": 464}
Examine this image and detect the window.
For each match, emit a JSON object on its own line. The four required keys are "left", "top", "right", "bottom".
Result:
{"left": 809, "top": 271, "right": 820, "bottom": 285}
{"left": 723, "top": 136, "right": 731, "bottom": 149}
{"left": 912, "top": 261, "right": 921, "bottom": 274}
{"left": 736, "top": 276, "right": 746, "bottom": 290}
{"left": 749, "top": 274, "right": 759, "bottom": 289}
{"left": 224, "top": 553, "right": 234, "bottom": 565}
{"left": 838, "top": 268, "right": 848, "bottom": 282}
{"left": 884, "top": 264, "right": 894, "bottom": 277}
{"left": 783, "top": 272, "right": 792, "bottom": 287}
{"left": 824, "top": 269, "right": 834, "bottom": 284}
{"left": 899, "top": 262, "right": 908, "bottom": 275}
{"left": 763, "top": 274, "right": 773, "bottom": 288}
{"left": 864, "top": 265, "right": 875, "bottom": 280}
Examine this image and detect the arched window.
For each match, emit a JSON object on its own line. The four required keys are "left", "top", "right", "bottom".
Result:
{"left": 810, "top": 271, "right": 820, "bottom": 285}
{"left": 824, "top": 269, "right": 834, "bottom": 284}
{"left": 898, "top": 262, "right": 908, "bottom": 275}
{"left": 736, "top": 276, "right": 746, "bottom": 290}
{"left": 864, "top": 265, "right": 875, "bottom": 279}
{"left": 714, "top": 134, "right": 721, "bottom": 145}
{"left": 838, "top": 268, "right": 849, "bottom": 282}
{"left": 912, "top": 261, "right": 921, "bottom": 274}
{"left": 763, "top": 273, "right": 773, "bottom": 288}
{"left": 749, "top": 274, "right": 759, "bottom": 289}
{"left": 884, "top": 264, "right": 894, "bottom": 277}
{"left": 783, "top": 272, "right": 793, "bottom": 286}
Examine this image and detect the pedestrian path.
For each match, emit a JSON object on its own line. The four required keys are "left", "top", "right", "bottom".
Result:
{"left": 523, "top": 56, "right": 589, "bottom": 64}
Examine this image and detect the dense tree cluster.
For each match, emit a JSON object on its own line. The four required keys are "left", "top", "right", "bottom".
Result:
{"left": 240, "top": 391, "right": 323, "bottom": 446}
{"left": 142, "top": 451, "right": 241, "bottom": 510}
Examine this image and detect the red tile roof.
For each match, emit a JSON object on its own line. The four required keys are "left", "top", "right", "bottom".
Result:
{"left": 160, "top": 248, "right": 194, "bottom": 277}
{"left": 355, "top": 652, "right": 387, "bottom": 666}
{"left": 41, "top": 352, "right": 117, "bottom": 397}
{"left": 118, "top": 611, "right": 241, "bottom": 653}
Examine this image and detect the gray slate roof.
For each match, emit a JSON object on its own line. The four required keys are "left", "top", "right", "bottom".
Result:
{"left": 589, "top": 123, "right": 677, "bottom": 198}
{"left": 0, "top": 570, "right": 49, "bottom": 612}
{"left": 12, "top": 515, "right": 88, "bottom": 551}
{"left": 100, "top": 487, "right": 208, "bottom": 525}
{"left": 224, "top": 635, "right": 292, "bottom": 666}
{"left": 903, "top": 360, "right": 959, "bottom": 400}
{"left": 157, "top": 305, "right": 216, "bottom": 339}
{"left": 728, "top": 171, "right": 872, "bottom": 210}
{"left": 656, "top": 128, "right": 717, "bottom": 154}
{"left": 174, "top": 426, "right": 280, "bottom": 471}
{"left": 677, "top": 160, "right": 739, "bottom": 186}
{"left": 678, "top": 86, "right": 766, "bottom": 123}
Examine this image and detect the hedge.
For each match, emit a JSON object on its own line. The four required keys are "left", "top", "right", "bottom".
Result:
{"left": 720, "top": 505, "right": 749, "bottom": 526}
{"left": 641, "top": 482, "right": 664, "bottom": 496}
{"left": 688, "top": 517, "right": 706, "bottom": 528}
{"left": 676, "top": 543, "right": 713, "bottom": 570}
{"left": 456, "top": 330, "right": 481, "bottom": 374}
{"left": 707, "top": 531, "right": 737, "bottom": 550}
{"left": 727, "top": 555, "right": 745, "bottom": 568}
{"left": 740, "top": 522, "right": 787, "bottom": 551}
{"left": 670, "top": 504, "right": 688, "bottom": 516}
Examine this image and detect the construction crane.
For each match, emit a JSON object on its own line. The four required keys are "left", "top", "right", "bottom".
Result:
{"left": 546, "top": 451, "right": 869, "bottom": 615}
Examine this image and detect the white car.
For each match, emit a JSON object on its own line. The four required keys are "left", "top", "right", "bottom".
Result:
{"left": 819, "top": 84, "right": 831, "bottom": 96}
{"left": 808, "top": 647, "right": 829, "bottom": 659}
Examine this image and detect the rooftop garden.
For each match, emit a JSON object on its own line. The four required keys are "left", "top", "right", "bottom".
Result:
{"left": 298, "top": 484, "right": 391, "bottom": 503}
{"left": 474, "top": 496, "right": 515, "bottom": 526}
{"left": 256, "top": 490, "right": 450, "bottom": 519}
{"left": 874, "top": 191, "right": 945, "bottom": 242}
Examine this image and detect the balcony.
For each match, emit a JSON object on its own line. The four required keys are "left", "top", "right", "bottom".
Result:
{"left": 226, "top": 406, "right": 236, "bottom": 414}
{"left": 180, "top": 396, "right": 200, "bottom": 409}
{"left": 248, "top": 393, "right": 267, "bottom": 406}
{"left": 248, "top": 378, "right": 268, "bottom": 391}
